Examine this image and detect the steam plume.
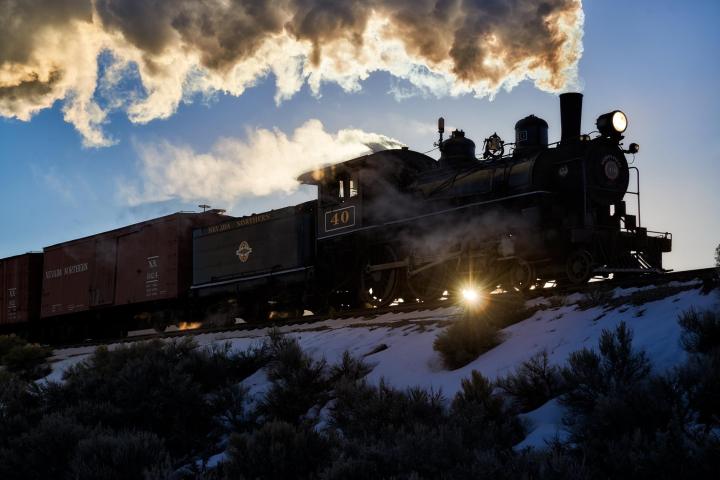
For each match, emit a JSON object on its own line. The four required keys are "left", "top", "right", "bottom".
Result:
{"left": 120, "top": 119, "right": 403, "bottom": 205}
{"left": 0, "top": 0, "right": 584, "bottom": 147}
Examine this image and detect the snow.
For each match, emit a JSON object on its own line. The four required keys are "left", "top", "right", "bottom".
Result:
{"left": 205, "top": 452, "right": 227, "bottom": 468}
{"left": 46, "top": 283, "right": 720, "bottom": 452}
{"left": 516, "top": 399, "right": 567, "bottom": 450}
{"left": 240, "top": 368, "right": 271, "bottom": 413}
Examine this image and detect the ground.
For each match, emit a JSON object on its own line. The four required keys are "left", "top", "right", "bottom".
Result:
{"left": 46, "top": 279, "right": 720, "bottom": 450}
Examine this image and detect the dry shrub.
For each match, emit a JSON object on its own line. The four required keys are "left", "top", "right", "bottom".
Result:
{"left": 496, "top": 350, "right": 564, "bottom": 413}
{"left": 679, "top": 307, "right": 720, "bottom": 354}
{"left": 70, "top": 430, "right": 170, "bottom": 480}
{"left": 451, "top": 370, "right": 526, "bottom": 450}
{"left": 433, "top": 313, "right": 502, "bottom": 370}
{"left": 0, "top": 340, "right": 51, "bottom": 380}
{"left": 223, "top": 421, "right": 331, "bottom": 480}
{"left": 0, "top": 334, "right": 26, "bottom": 358}
{"left": 259, "top": 331, "right": 330, "bottom": 424}
{"left": 577, "top": 288, "right": 614, "bottom": 309}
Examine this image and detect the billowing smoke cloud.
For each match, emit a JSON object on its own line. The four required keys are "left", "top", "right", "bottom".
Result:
{"left": 0, "top": 0, "right": 584, "bottom": 147}
{"left": 120, "top": 119, "right": 403, "bottom": 205}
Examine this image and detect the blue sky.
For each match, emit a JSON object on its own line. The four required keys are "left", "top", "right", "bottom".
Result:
{"left": 1, "top": 0, "right": 719, "bottom": 270}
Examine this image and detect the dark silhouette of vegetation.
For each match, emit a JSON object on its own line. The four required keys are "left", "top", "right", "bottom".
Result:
{"left": 2, "top": 308, "right": 720, "bottom": 479}
{"left": 70, "top": 430, "right": 171, "bottom": 480}
{"left": 0, "top": 334, "right": 51, "bottom": 380}
{"left": 0, "top": 337, "right": 270, "bottom": 478}
{"left": 679, "top": 307, "right": 720, "bottom": 354}
{"left": 433, "top": 294, "right": 540, "bottom": 370}
{"left": 223, "top": 421, "right": 331, "bottom": 480}
{"left": 433, "top": 313, "right": 502, "bottom": 369}
{"left": 258, "top": 330, "right": 330, "bottom": 424}
{"left": 577, "top": 288, "right": 614, "bottom": 309}
{"left": 497, "top": 350, "right": 565, "bottom": 413}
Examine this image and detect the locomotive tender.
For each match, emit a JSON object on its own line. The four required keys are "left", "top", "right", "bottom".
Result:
{"left": 1, "top": 93, "right": 671, "bottom": 335}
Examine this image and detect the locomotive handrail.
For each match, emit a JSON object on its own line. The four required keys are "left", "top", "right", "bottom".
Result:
{"left": 627, "top": 166, "right": 641, "bottom": 227}
{"left": 318, "top": 190, "right": 556, "bottom": 240}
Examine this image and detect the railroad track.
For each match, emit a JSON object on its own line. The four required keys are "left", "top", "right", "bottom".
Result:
{"left": 54, "top": 267, "right": 718, "bottom": 351}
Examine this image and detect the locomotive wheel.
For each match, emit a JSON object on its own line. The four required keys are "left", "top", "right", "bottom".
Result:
{"left": 359, "top": 244, "right": 400, "bottom": 308}
{"left": 406, "top": 264, "right": 448, "bottom": 302}
{"left": 508, "top": 259, "right": 536, "bottom": 292}
{"left": 565, "top": 250, "right": 594, "bottom": 285}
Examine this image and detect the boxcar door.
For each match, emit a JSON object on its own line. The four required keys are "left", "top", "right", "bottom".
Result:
{"left": 89, "top": 236, "right": 117, "bottom": 307}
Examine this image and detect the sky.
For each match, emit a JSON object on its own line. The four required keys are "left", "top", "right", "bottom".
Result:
{"left": 1, "top": 0, "right": 719, "bottom": 270}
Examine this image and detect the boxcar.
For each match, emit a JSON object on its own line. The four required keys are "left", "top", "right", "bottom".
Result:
{"left": 0, "top": 253, "right": 43, "bottom": 328}
{"left": 40, "top": 211, "right": 225, "bottom": 320}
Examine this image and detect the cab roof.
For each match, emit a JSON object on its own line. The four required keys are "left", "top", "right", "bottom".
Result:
{"left": 297, "top": 148, "right": 436, "bottom": 185}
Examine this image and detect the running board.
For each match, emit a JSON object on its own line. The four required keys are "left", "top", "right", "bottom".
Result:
{"left": 593, "top": 267, "right": 665, "bottom": 274}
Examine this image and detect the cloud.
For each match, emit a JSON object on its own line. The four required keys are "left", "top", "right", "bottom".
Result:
{"left": 120, "top": 119, "right": 404, "bottom": 205}
{"left": 0, "top": 0, "right": 584, "bottom": 147}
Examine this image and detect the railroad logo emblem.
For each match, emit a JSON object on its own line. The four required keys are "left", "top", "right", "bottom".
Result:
{"left": 602, "top": 155, "right": 620, "bottom": 181}
{"left": 235, "top": 241, "right": 253, "bottom": 262}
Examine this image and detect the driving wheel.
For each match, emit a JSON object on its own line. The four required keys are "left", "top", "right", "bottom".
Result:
{"left": 406, "top": 264, "right": 448, "bottom": 302}
{"left": 565, "top": 250, "right": 594, "bottom": 285}
{"left": 359, "top": 244, "right": 400, "bottom": 307}
{"left": 509, "top": 258, "right": 536, "bottom": 292}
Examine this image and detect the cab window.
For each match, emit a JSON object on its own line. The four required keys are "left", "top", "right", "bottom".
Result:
{"left": 321, "top": 174, "right": 359, "bottom": 204}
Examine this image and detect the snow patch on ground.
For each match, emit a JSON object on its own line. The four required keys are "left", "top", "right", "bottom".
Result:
{"left": 516, "top": 398, "right": 567, "bottom": 450}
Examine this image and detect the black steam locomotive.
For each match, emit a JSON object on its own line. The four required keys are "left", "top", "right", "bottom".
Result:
{"left": 192, "top": 93, "right": 671, "bottom": 316}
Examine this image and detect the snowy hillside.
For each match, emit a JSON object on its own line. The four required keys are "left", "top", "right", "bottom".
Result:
{"left": 49, "top": 279, "right": 720, "bottom": 451}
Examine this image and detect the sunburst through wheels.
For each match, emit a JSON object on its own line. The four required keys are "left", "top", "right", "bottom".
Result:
{"left": 405, "top": 264, "right": 449, "bottom": 302}
{"left": 359, "top": 244, "right": 400, "bottom": 307}
{"left": 509, "top": 258, "right": 536, "bottom": 291}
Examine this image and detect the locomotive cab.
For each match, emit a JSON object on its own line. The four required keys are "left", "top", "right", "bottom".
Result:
{"left": 298, "top": 149, "right": 436, "bottom": 238}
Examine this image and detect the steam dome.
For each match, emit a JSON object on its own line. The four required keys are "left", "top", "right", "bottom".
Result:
{"left": 439, "top": 130, "right": 476, "bottom": 167}
{"left": 514, "top": 115, "right": 548, "bottom": 150}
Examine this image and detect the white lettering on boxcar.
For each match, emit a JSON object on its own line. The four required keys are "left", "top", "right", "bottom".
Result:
{"left": 146, "top": 256, "right": 160, "bottom": 297}
{"left": 44, "top": 262, "right": 88, "bottom": 279}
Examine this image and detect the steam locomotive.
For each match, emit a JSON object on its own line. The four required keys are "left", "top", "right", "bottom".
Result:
{"left": 1, "top": 93, "right": 671, "bottom": 337}
{"left": 194, "top": 92, "right": 671, "bottom": 315}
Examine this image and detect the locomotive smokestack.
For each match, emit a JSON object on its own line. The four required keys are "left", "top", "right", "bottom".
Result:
{"left": 559, "top": 92, "right": 583, "bottom": 143}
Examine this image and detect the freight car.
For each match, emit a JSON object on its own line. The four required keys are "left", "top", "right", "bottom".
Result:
{"left": 31, "top": 210, "right": 224, "bottom": 338}
{"left": 0, "top": 253, "right": 43, "bottom": 333}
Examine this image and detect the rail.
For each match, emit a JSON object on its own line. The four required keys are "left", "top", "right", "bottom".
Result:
{"left": 51, "top": 267, "right": 718, "bottom": 351}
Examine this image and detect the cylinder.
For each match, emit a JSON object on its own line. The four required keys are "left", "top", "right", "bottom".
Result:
{"left": 559, "top": 92, "right": 583, "bottom": 143}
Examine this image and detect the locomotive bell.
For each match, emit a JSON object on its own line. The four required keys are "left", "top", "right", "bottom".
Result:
{"left": 439, "top": 129, "right": 476, "bottom": 167}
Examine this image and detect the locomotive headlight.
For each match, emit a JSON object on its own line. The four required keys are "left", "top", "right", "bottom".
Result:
{"left": 596, "top": 110, "right": 628, "bottom": 136}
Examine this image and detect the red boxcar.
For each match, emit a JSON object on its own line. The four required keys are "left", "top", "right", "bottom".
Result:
{"left": 0, "top": 253, "right": 43, "bottom": 326}
{"left": 41, "top": 211, "right": 225, "bottom": 319}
